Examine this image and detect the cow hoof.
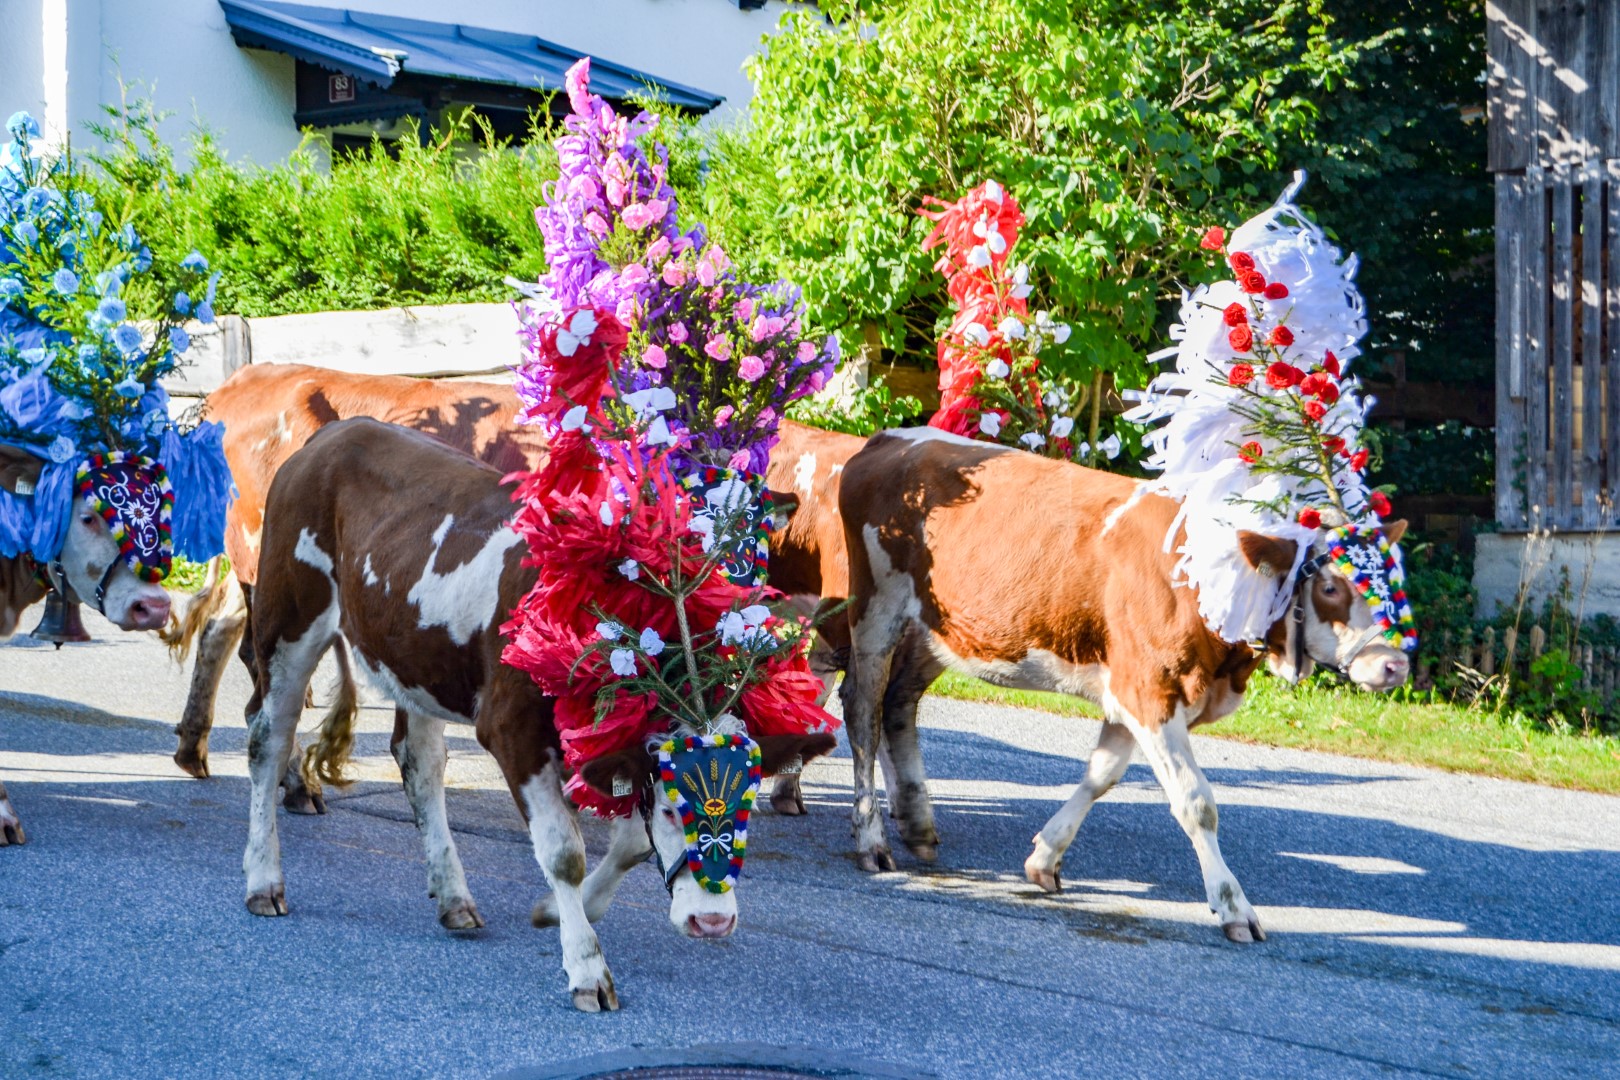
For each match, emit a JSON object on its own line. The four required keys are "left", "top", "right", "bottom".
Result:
{"left": 1222, "top": 915, "right": 1265, "bottom": 944}
{"left": 246, "top": 886, "right": 288, "bottom": 917}
{"left": 907, "top": 841, "right": 938, "bottom": 864}
{"left": 571, "top": 979, "right": 619, "bottom": 1013}
{"left": 281, "top": 787, "right": 326, "bottom": 816}
{"left": 856, "top": 847, "right": 897, "bottom": 873}
{"left": 439, "top": 900, "right": 485, "bottom": 931}
{"left": 770, "top": 782, "right": 807, "bottom": 816}
{"left": 531, "top": 896, "right": 559, "bottom": 928}
{"left": 173, "top": 746, "right": 210, "bottom": 779}
{"left": 1025, "top": 864, "right": 1062, "bottom": 894}
{"left": 0, "top": 802, "right": 24, "bottom": 847}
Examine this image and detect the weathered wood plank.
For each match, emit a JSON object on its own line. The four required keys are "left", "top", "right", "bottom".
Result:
{"left": 1488, "top": 0, "right": 1537, "bottom": 172}
{"left": 1580, "top": 162, "right": 1604, "bottom": 525}
{"left": 1601, "top": 0, "right": 1620, "bottom": 159}
{"left": 1527, "top": 167, "right": 1551, "bottom": 521}
{"left": 1609, "top": 160, "right": 1620, "bottom": 517}
{"left": 1497, "top": 174, "right": 1529, "bottom": 526}
{"left": 1551, "top": 166, "right": 1575, "bottom": 524}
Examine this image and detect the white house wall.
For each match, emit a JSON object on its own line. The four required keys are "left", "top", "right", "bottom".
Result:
{"left": 2, "top": 0, "right": 789, "bottom": 167}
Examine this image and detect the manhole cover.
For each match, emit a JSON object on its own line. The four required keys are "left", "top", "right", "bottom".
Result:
{"left": 497, "top": 1043, "right": 928, "bottom": 1080}
{"left": 583, "top": 1070, "right": 821, "bottom": 1079}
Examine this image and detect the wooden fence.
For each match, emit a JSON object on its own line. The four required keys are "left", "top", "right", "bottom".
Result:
{"left": 1417, "top": 621, "right": 1620, "bottom": 708}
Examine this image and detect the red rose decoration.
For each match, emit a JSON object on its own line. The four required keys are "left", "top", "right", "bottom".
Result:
{"left": 1318, "top": 382, "right": 1339, "bottom": 405}
{"left": 1265, "top": 362, "right": 1303, "bottom": 389}
{"left": 1298, "top": 508, "right": 1321, "bottom": 529}
{"left": 1200, "top": 226, "right": 1226, "bottom": 251}
{"left": 1263, "top": 282, "right": 1290, "bottom": 300}
{"left": 1323, "top": 434, "right": 1347, "bottom": 455}
{"left": 1323, "top": 350, "right": 1340, "bottom": 376}
{"left": 1228, "top": 363, "right": 1255, "bottom": 387}
{"left": 1238, "top": 441, "right": 1263, "bottom": 464}
{"left": 1228, "top": 251, "right": 1256, "bottom": 272}
{"left": 1223, "top": 302, "right": 1248, "bottom": 327}
{"left": 1239, "top": 270, "right": 1267, "bottom": 294}
{"left": 1369, "top": 491, "right": 1392, "bottom": 517}
{"left": 1228, "top": 325, "right": 1254, "bottom": 353}
{"left": 1350, "top": 448, "right": 1369, "bottom": 471}
{"left": 1299, "top": 372, "right": 1327, "bottom": 397}
{"left": 1268, "top": 325, "right": 1295, "bottom": 348}
{"left": 1305, "top": 400, "right": 1327, "bottom": 421}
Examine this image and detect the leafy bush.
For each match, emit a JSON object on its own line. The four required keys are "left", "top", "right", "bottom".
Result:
{"left": 786, "top": 375, "right": 921, "bottom": 436}
{"left": 82, "top": 100, "right": 557, "bottom": 317}
{"left": 1367, "top": 421, "right": 1494, "bottom": 497}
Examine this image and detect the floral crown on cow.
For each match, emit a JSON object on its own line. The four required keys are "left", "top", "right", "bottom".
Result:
{"left": 1124, "top": 172, "right": 1415, "bottom": 654}
{"left": 0, "top": 110, "right": 230, "bottom": 577}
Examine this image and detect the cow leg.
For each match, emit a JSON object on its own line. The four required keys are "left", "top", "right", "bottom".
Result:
{"left": 532, "top": 814, "right": 651, "bottom": 927}
{"left": 0, "top": 777, "right": 23, "bottom": 847}
{"left": 243, "top": 605, "right": 335, "bottom": 918}
{"left": 1024, "top": 720, "right": 1135, "bottom": 893}
{"left": 516, "top": 760, "right": 619, "bottom": 1011}
{"left": 842, "top": 605, "right": 911, "bottom": 872}
{"left": 281, "top": 638, "right": 354, "bottom": 816}
{"left": 390, "top": 707, "right": 482, "bottom": 930}
{"left": 882, "top": 634, "right": 945, "bottom": 860}
{"left": 174, "top": 575, "right": 247, "bottom": 779}
{"left": 1119, "top": 702, "right": 1264, "bottom": 943}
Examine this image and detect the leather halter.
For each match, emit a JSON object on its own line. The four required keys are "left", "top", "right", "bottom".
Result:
{"left": 46, "top": 556, "right": 120, "bottom": 618}
{"left": 1289, "top": 547, "right": 1389, "bottom": 679}
{"left": 637, "top": 781, "right": 684, "bottom": 896}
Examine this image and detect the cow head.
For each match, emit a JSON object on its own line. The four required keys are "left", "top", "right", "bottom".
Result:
{"left": 581, "top": 727, "right": 836, "bottom": 939}
{"left": 0, "top": 444, "right": 172, "bottom": 633}
{"left": 1242, "top": 520, "right": 1412, "bottom": 692}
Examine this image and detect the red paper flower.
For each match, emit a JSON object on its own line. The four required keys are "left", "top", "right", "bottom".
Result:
{"left": 1317, "top": 382, "right": 1339, "bottom": 405}
{"left": 1200, "top": 226, "right": 1227, "bottom": 251}
{"left": 1350, "top": 448, "right": 1369, "bottom": 471}
{"left": 1265, "top": 362, "right": 1304, "bottom": 389}
{"left": 1228, "top": 363, "right": 1255, "bottom": 388}
{"left": 1238, "top": 270, "right": 1267, "bottom": 294}
{"left": 1228, "top": 251, "right": 1256, "bottom": 273}
{"left": 1305, "top": 400, "right": 1327, "bottom": 422}
{"left": 1228, "top": 325, "right": 1254, "bottom": 353}
{"left": 1369, "top": 491, "right": 1392, "bottom": 517}
{"left": 1299, "top": 372, "right": 1327, "bottom": 397}
{"left": 1268, "top": 325, "right": 1295, "bottom": 348}
{"left": 1323, "top": 434, "right": 1347, "bottom": 455}
{"left": 1263, "top": 282, "right": 1290, "bottom": 300}
{"left": 1298, "top": 507, "right": 1322, "bottom": 529}
{"left": 1238, "top": 441, "right": 1264, "bottom": 464}
{"left": 1223, "top": 302, "right": 1248, "bottom": 327}
{"left": 1323, "top": 350, "right": 1340, "bottom": 376}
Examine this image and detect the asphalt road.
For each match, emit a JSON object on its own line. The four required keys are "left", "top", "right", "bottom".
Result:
{"left": 2, "top": 611, "right": 1619, "bottom": 1079}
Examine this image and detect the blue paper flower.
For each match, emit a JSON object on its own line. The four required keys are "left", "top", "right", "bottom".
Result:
{"left": 5, "top": 112, "right": 39, "bottom": 139}
{"left": 52, "top": 268, "right": 78, "bottom": 295}
{"left": 169, "top": 325, "right": 190, "bottom": 353}
{"left": 172, "top": 290, "right": 191, "bottom": 315}
{"left": 112, "top": 322, "right": 143, "bottom": 354}
{"left": 96, "top": 296, "right": 126, "bottom": 323}
{"left": 205, "top": 271, "right": 220, "bottom": 305}
{"left": 113, "top": 376, "right": 143, "bottom": 399}
{"left": 0, "top": 278, "right": 22, "bottom": 305}
{"left": 14, "top": 221, "right": 38, "bottom": 246}
{"left": 195, "top": 301, "right": 214, "bottom": 325}
{"left": 46, "top": 434, "right": 75, "bottom": 463}
{"left": 132, "top": 246, "right": 152, "bottom": 273}
{"left": 180, "top": 251, "right": 208, "bottom": 272}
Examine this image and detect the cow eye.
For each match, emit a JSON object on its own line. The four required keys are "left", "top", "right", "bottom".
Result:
{"left": 79, "top": 512, "right": 95, "bottom": 527}
{"left": 1321, "top": 580, "right": 1339, "bottom": 597}
{"left": 660, "top": 805, "right": 678, "bottom": 822}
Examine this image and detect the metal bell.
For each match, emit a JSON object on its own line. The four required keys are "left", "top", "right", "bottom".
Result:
{"left": 30, "top": 592, "right": 91, "bottom": 648}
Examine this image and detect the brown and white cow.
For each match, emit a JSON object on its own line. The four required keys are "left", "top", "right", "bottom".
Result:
{"left": 835, "top": 428, "right": 1410, "bottom": 942}
{"left": 0, "top": 444, "right": 178, "bottom": 846}
{"left": 167, "top": 363, "right": 549, "bottom": 796}
{"left": 243, "top": 417, "right": 831, "bottom": 1010}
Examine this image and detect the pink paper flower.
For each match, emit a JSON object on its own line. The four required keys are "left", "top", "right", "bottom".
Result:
{"left": 714, "top": 405, "right": 734, "bottom": 427}
{"left": 751, "top": 315, "right": 785, "bottom": 342}
{"left": 705, "top": 336, "right": 732, "bottom": 361}
{"left": 668, "top": 322, "right": 688, "bottom": 343}
{"left": 621, "top": 203, "right": 655, "bottom": 231}
{"left": 662, "top": 261, "right": 687, "bottom": 287}
{"left": 619, "top": 263, "right": 649, "bottom": 286}
{"left": 737, "top": 297, "right": 755, "bottom": 321}
{"left": 642, "top": 344, "right": 667, "bottom": 369}
{"left": 645, "top": 236, "right": 671, "bottom": 263}
{"left": 584, "top": 212, "right": 610, "bottom": 237}
{"left": 796, "top": 341, "right": 817, "bottom": 362}
{"left": 738, "top": 355, "right": 767, "bottom": 382}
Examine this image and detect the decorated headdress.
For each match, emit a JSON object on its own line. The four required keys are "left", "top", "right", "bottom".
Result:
{"left": 501, "top": 63, "right": 840, "bottom": 847}
{"left": 0, "top": 111, "right": 231, "bottom": 577}
{"left": 1123, "top": 172, "right": 1415, "bottom": 653}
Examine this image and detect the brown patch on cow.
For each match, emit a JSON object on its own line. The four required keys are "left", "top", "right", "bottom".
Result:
{"left": 1310, "top": 571, "right": 1355, "bottom": 626}
{"left": 1236, "top": 531, "right": 1298, "bottom": 580}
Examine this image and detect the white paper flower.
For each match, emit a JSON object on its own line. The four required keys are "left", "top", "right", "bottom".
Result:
{"left": 1050, "top": 416, "right": 1075, "bottom": 439}
{"left": 984, "top": 179, "right": 1003, "bottom": 203}
{"left": 623, "top": 386, "right": 677, "bottom": 418}
{"left": 1011, "top": 263, "right": 1032, "bottom": 299}
{"left": 1052, "top": 323, "right": 1072, "bottom": 344}
{"left": 1019, "top": 432, "right": 1045, "bottom": 450}
{"left": 598, "top": 501, "right": 615, "bottom": 526}
{"left": 985, "top": 357, "right": 1010, "bottom": 379}
{"left": 556, "top": 309, "right": 598, "bottom": 356}
{"left": 997, "top": 316, "right": 1025, "bottom": 340}
{"left": 639, "top": 627, "right": 665, "bottom": 655}
{"left": 596, "top": 620, "right": 625, "bottom": 641}
{"left": 964, "top": 322, "right": 991, "bottom": 347}
{"left": 609, "top": 649, "right": 638, "bottom": 677}
{"left": 560, "top": 404, "right": 590, "bottom": 433}
{"left": 967, "top": 246, "right": 991, "bottom": 269}
{"left": 978, "top": 412, "right": 1002, "bottom": 437}
{"left": 1097, "top": 433, "right": 1122, "bottom": 460}
{"left": 643, "top": 415, "right": 675, "bottom": 446}
{"left": 616, "top": 558, "right": 640, "bottom": 580}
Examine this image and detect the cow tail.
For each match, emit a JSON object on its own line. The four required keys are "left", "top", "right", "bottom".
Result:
{"left": 160, "top": 556, "right": 227, "bottom": 662}
{"left": 303, "top": 640, "right": 360, "bottom": 789}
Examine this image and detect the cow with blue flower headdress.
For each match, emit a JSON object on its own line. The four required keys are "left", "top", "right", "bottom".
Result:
{"left": 0, "top": 110, "right": 231, "bottom": 846}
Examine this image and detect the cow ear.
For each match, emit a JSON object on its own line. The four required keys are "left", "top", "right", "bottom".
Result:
{"left": 1236, "top": 531, "right": 1298, "bottom": 579}
{"left": 755, "top": 732, "right": 838, "bottom": 777}
{"left": 1382, "top": 518, "right": 1408, "bottom": 545}
{"left": 577, "top": 745, "right": 656, "bottom": 798}
{"left": 765, "top": 489, "right": 801, "bottom": 530}
{"left": 0, "top": 444, "right": 45, "bottom": 497}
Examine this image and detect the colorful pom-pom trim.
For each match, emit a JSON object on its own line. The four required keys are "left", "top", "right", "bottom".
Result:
{"left": 75, "top": 451, "right": 174, "bottom": 583}
{"left": 1323, "top": 523, "right": 1417, "bottom": 654}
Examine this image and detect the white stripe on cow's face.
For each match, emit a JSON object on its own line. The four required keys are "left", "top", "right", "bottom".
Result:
{"left": 407, "top": 515, "right": 522, "bottom": 646}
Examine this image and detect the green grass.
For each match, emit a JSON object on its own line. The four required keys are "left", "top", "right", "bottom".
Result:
{"left": 165, "top": 554, "right": 228, "bottom": 593}
{"left": 928, "top": 670, "right": 1620, "bottom": 795}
